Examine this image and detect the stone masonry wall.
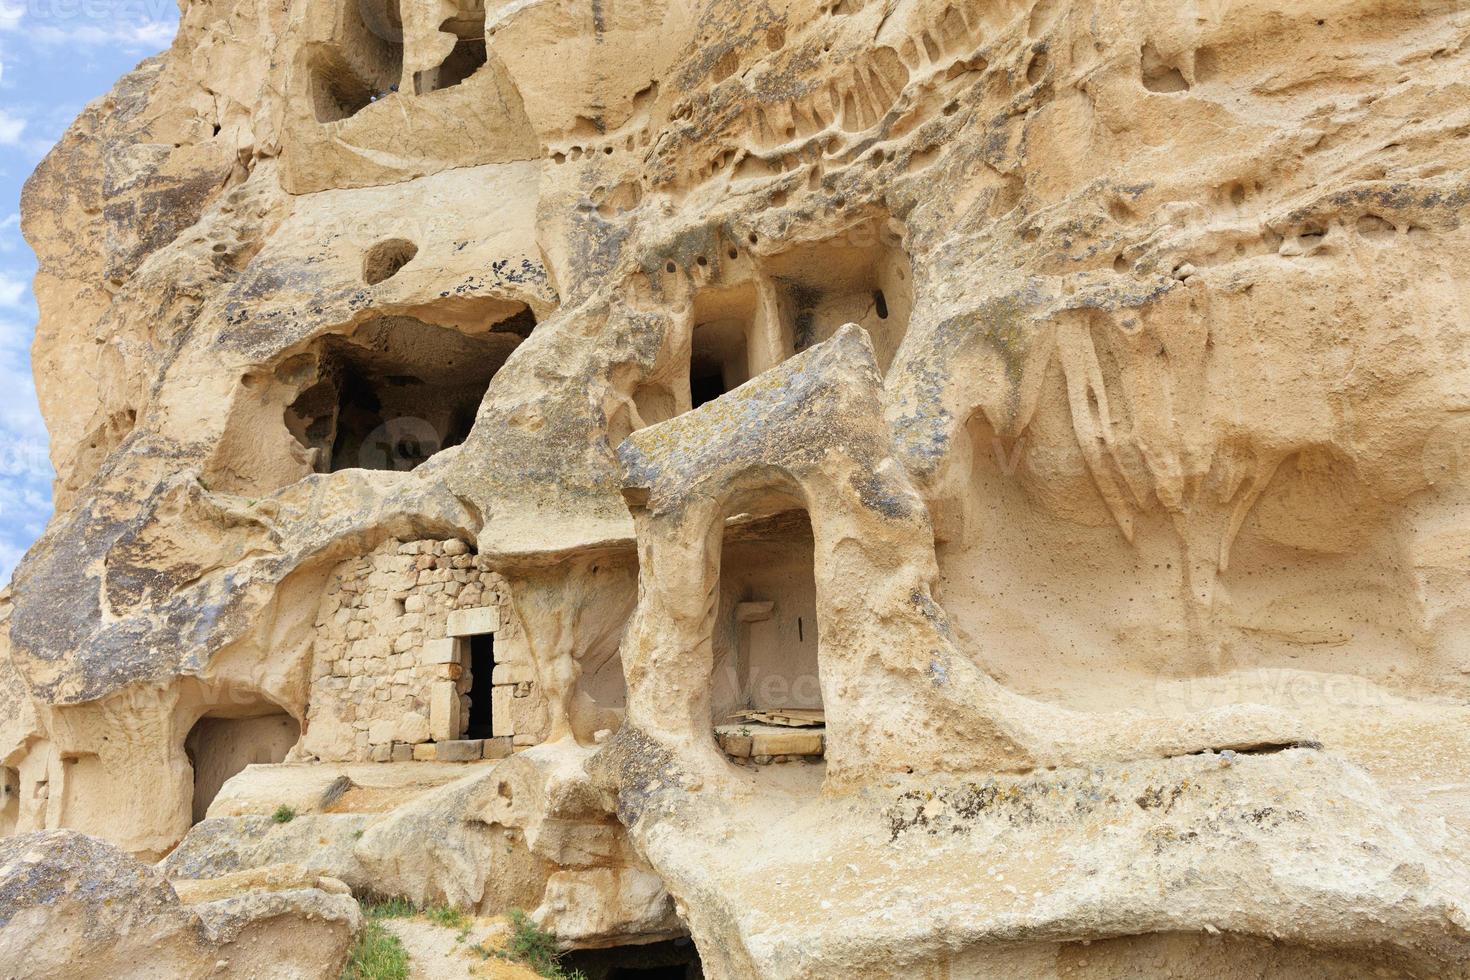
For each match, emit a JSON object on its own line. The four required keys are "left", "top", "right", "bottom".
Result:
{"left": 303, "top": 538, "right": 549, "bottom": 763}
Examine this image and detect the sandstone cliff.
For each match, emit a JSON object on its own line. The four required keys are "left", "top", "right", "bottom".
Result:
{"left": 4, "top": 0, "right": 1470, "bottom": 977}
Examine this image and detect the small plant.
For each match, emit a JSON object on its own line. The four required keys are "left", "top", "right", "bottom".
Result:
{"left": 340, "top": 919, "right": 408, "bottom": 980}
{"left": 503, "top": 909, "right": 587, "bottom": 979}
{"left": 424, "top": 904, "right": 469, "bottom": 931}
{"left": 271, "top": 804, "right": 296, "bottom": 823}
{"left": 363, "top": 896, "right": 416, "bottom": 920}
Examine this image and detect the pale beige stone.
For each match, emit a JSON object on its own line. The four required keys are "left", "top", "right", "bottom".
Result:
{"left": 432, "top": 739, "right": 484, "bottom": 763}
{"left": 6, "top": 0, "right": 1470, "bottom": 975}
{"left": 429, "top": 681, "right": 462, "bottom": 742}
{"left": 421, "top": 635, "right": 458, "bottom": 663}
{"left": 750, "top": 731, "right": 822, "bottom": 758}
{"left": 491, "top": 662, "right": 534, "bottom": 685}
{"left": 491, "top": 686, "right": 517, "bottom": 738}
{"left": 446, "top": 606, "right": 500, "bottom": 637}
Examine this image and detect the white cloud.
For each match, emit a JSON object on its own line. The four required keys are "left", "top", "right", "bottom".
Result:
{"left": 0, "top": 0, "right": 176, "bottom": 52}
{"left": 26, "top": 20, "right": 176, "bottom": 49}
{"left": 0, "top": 270, "right": 25, "bottom": 307}
{"left": 0, "top": 107, "right": 23, "bottom": 146}
{"left": 0, "top": 297, "right": 51, "bottom": 586}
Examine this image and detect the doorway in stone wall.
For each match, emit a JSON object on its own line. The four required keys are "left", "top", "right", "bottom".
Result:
{"left": 466, "top": 632, "right": 495, "bottom": 739}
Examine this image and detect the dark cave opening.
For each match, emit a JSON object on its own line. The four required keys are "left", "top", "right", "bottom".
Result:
{"left": 307, "top": 0, "right": 404, "bottom": 123}
{"left": 559, "top": 938, "right": 704, "bottom": 980}
{"left": 284, "top": 308, "right": 534, "bottom": 473}
{"left": 466, "top": 631, "right": 495, "bottom": 739}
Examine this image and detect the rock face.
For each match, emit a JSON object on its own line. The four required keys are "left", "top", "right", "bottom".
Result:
{"left": 4, "top": 0, "right": 1470, "bottom": 976}
{"left": 0, "top": 830, "right": 358, "bottom": 978}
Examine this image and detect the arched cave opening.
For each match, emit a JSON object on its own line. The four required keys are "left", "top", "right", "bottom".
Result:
{"left": 284, "top": 307, "right": 535, "bottom": 473}
{"left": 560, "top": 937, "right": 704, "bottom": 980}
{"left": 308, "top": 0, "right": 404, "bottom": 123}
{"left": 714, "top": 507, "right": 821, "bottom": 718}
{"left": 414, "top": 1, "right": 488, "bottom": 94}
{"left": 186, "top": 712, "right": 300, "bottom": 824}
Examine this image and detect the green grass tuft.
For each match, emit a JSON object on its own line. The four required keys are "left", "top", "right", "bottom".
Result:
{"left": 362, "top": 896, "right": 417, "bottom": 920}
{"left": 503, "top": 909, "right": 587, "bottom": 979}
{"left": 424, "top": 904, "right": 470, "bottom": 931}
{"left": 271, "top": 805, "right": 296, "bottom": 823}
{"left": 340, "top": 919, "right": 408, "bottom": 980}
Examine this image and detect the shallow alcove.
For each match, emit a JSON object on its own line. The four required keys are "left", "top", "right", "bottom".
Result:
{"left": 713, "top": 507, "right": 821, "bottom": 717}
{"left": 186, "top": 713, "right": 300, "bottom": 823}
{"left": 765, "top": 222, "right": 912, "bottom": 373}
{"left": 560, "top": 937, "right": 704, "bottom": 979}
{"left": 679, "top": 276, "right": 798, "bottom": 415}
{"left": 413, "top": 1, "right": 488, "bottom": 94}
{"left": 690, "top": 316, "right": 749, "bottom": 409}
{"left": 362, "top": 237, "right": 418, "bottom": 284}
{"left": 307, "top": 0, "right": 404, "bottom": 123}
{"left": 284, "top": 309, "right": 534, "bottom": 473}
{"left": 608, "top": 377, "right": 680, "bottom": 446}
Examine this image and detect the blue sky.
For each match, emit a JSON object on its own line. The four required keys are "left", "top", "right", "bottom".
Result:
{"left": 0, "top": 0, "right": 177, "bottom": 583}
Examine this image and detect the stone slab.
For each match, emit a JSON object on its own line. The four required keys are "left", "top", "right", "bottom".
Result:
{"left": 421, "top": 637, "right": 462, "bottom": 666}
{"left": 752, "top": 731, "right": 824, "bottom": 757}
{"left": 429, "top": 681, "right": 461, "bottom": 741}
{"left": 446, "top": 606, "right": 500, "bottom": 637}
{"left": 491, "top": 685, "right": 517, "bottom": 737}
{"left": 432, "top": 739, "right": 484, "bottom": 763}
{"left": 490, "top": 662, "right": 534, "bottom": 685}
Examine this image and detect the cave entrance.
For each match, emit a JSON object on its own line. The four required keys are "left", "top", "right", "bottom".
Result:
{"left": 764, "top": 221, "right": 913, "bottom": 374}
{"left": 466, "top": 632, "right": 496, "bottom": 739}
{"left": 715, "top": 507, "right": 821, "bottom": 717}
{"left": 285, "top": 307, "right": 535, "bottom": 473}
{"left": 689, "top": 302, "right": 751, "bottom": 410}
{"left": 186, "top": 712, "right": 300, "bottom": 824}
{"left": 560, "top": 938, "right": 704, "bottom": 980}
{"left": 308, "top": 0, "right": 404, "bottom": 122}
{"left": 686, "top": 280, "right": 793, "bottom": 412}
{"left": 414, "top": 0, "right": 488, "bottom": 94}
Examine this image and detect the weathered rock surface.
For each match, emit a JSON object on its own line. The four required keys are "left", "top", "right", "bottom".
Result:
{"left": 4, "top": 0, "right": 1470, "bottom": 975}
{"left": 0, "top": 830, "right": 358, "bottom": 978}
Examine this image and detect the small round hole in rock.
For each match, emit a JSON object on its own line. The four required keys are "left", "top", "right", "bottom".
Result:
{"left": 362, "top": 238, "right": 419, "bottom": 285}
